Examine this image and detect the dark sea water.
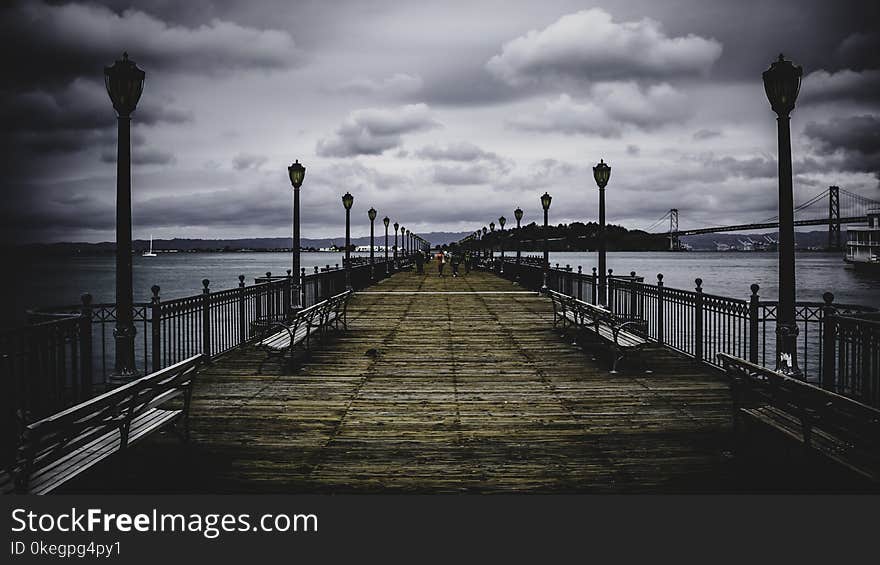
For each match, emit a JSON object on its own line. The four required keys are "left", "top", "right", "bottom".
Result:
{"left": 7, "top": 250, "right": 879, "bottom": 326}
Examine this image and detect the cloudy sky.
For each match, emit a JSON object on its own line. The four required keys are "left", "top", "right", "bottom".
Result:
{"left": 2, "top": 0, "right": 878, "bottom": 243}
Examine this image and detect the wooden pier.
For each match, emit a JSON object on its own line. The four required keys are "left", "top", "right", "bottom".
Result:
{"left": 66, "top": 269, "right": 739, "bottom": 493}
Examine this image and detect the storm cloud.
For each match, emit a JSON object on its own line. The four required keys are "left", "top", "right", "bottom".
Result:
{"left": 3, "top": 0, "right": 879, "bottom": 244}
{"left": 486, "top": 9, "right": 722, "bottom": 88}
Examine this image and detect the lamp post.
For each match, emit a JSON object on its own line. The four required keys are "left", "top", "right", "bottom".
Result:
{"left": 383, "top": 217, "right": 390, "bottom": 274}
{"left": 482, "top": 226, "right": 488, "bottom": 260}
{"left": 394, "top": 222, "right": 400, "bottom": 270}
{"left": 489, "top": 221, "right": 495, "bottom": 263}
{"left": 288, "top": 160, "right": 305, "bottom": 313}
{"left": 763, "top": 53, "right": 803, "bottom": 377}
{"left": 498, "top": 216, "right": 506, "bottom": 274}
{"left": 342, "top": 192, "right": 354, "bottom": 290}
{"left": 514, "top": 207, "right": 523, "bottom": 281}
{"left": 401, "top": 227, "right": 406, "bottom": 261}
{"left": 541, "top": 192, "right": 552, "bottom": 292}
{"left": 105, "top": 52, "right": 145, "bottom": 382}
{"left": 593, "top": 159, "right": 611, "bottom": 306}
{"left": 368, "top": 208, "right": 377, "bottom": 280}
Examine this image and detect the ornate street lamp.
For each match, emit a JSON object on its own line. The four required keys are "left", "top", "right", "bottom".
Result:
{"left": 498, "top": 216, "right": 506, "bottom": 274}
{"left": 383, "top": 216, "right": 390, "bottom": 275}
{"left": 540, "top": 192, "right": 552, "bottom": 292}
{"left": 401, "top": 227, "right": 406, "bottom": 260}
{"left": 288, "top": 160, "right": 306, "bottom": 313}
{"left": 368, "top": 207, "right": 377, "bottom": 280}
{"left": 482, "top": 226, "right": 488, "bottom": 260}
{"left": 763, "top": 53, "right": 803, "bottom": 377}
{"left": 514, "top": 207, "right": 523, "bottom": 281}
{"left": 394, "top": 222, "right": 400, "bottom": 270}
{"left": 105, "top": 52, "right": 145, "bottom": 382}
{"left": 593, "top": 158, "right": 611, "bottom": 306}
{"left": 342, "top": 192, "right": 354, "bottom": 290}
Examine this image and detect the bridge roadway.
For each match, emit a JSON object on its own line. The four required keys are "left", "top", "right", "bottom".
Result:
{"left": 70, "top": 269, "right": 739, "bottom": 493}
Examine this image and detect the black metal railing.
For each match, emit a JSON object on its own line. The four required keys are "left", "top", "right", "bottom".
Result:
{"left": 1, "top": 258, "right": 402, "bottom": 467}
{"left": 491, "top": 257, "right": 879, "bottom": 407}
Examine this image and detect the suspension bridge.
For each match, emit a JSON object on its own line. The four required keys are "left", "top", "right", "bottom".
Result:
{"left": 643, "top": 186, "right": 880, "bottom": 250}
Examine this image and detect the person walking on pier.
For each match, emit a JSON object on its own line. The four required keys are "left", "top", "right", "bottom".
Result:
{"left": 451, "top": 250, "right": 460, "bottom": 277}
{"left": 436, "top": 250, "right": 445, "bottom": 277}
{"left": 415, "top": 251, "right": 424, "bottom": 274}
{"left": 464, "top": 251, "right": 471, "bottom": 275}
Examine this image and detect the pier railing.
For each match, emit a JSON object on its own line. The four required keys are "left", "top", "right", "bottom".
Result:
{"left": 494, "top": 258, "right": 879, "bottom": 407}
{"left": 2, "top": 259, "right": 397, "bottom": 461}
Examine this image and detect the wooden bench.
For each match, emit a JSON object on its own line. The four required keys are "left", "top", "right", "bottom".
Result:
{"left": 718, "top": 353, "right": 880, "bottom": 483}
{"left": 2, "top": 354, "right": 205, "bottom": 495}
{"left": 548, "top": 290, "right": 649, "bottom": 373}
{"left": 256, "top": 290, "right": 352, "bottom": 369}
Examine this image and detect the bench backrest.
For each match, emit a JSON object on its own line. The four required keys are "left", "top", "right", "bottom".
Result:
{"left": 718, "top": 353, "right": 880, "bottom": 448}
{"left": 17, "top": 354, "right": 206, "bottom": 484}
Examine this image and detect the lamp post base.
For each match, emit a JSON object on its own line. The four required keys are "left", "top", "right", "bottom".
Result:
{"left": 775, "top": 322, "right": 802, "bottom": 378}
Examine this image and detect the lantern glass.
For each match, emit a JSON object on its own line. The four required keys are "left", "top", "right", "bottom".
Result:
{"left": 762, "top": 54, "right": 803, "bottom": 116}
{"left": 394, "top": 222, "right": 399, "bottom": 231}
{"left": 499, "top": 216, "right": 506, "bottom": 228}
{"left": 288, "top": 160, "right": 305, "bottom": 189}
{"left": 383, "top": 216, "right": 390, "bottom": 227}
{"left": 593, "top": 159, "right": 611, "bottom": 189}
{"left": 368, "top": 207, "right": 377, "bottom": 221}
{"left": 541, "top": 192, "right": 552, "bottom": 210}
{"left": 490, "top": 222, "right": 495, "bottom": 231}
{"left": 482, "top": 227, "right": 487, "bottom": 235}
{"left": 342, "top": 192, "right": 354, "bottom": 210}
{"left": 514, "top": 207, "right": 523, "bottom": 221}
{"left": 104, "top": 52, "right": 145, "bottom": 116}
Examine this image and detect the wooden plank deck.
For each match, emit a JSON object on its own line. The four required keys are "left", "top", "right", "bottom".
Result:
{"left": 66, "top": 269, "right": 738, "bottom": 493}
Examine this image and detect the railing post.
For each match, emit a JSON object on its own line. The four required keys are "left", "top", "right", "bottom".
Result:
{"left": 284, "top": 269, "right": 292, "bottom": 317}
{"left": 694, "top": 278, "right": 704, "bottom": 362}
{"left": 265, "top": 272, "right": 274, "bottom": 320}
{"left": 821, "top": 291, "right": 836, "bottom": 391}
{"left": 657, "top": 273, "right": 665, "bottom": 345}
{"left": 150, "top": 286, "right": 161, "bottom": 373}
{"left": 749, "top": 284, "right": 760, "bottom": 364}
{"left": 238, "top": 275, "right": 246, "bottom": 345}
{"left": 300, "top": 268, "right": 307, "bottom": 308}
{"left": 629, "top": 271, "right": 638, "bottom": 320}
{"left": 577, "top": 266, "right": 583, "bottom": 301}
{"left": 202, "top": 279, "right": 211, "bottom": 358}
{"left": 606, "top": 269, "right": 613, "bottom": 309}
{"left": 79, "top": 293, "right": 93, "bottom": 399}
{"left": 591, "top": 267, "right": 598, "bottom": 305}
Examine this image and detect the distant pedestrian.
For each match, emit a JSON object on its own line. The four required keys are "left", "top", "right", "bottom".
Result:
{"left": 464, "top": 252, "right": 471, "bottom": 275}
{"left": 435, "top": 251, "right": 445, "bottom": 276}
{"left": 415, "top": 252, "right": 424, "bottom": 274}
{"left": 451, "top": 252, "right": 460, "bottom": 277}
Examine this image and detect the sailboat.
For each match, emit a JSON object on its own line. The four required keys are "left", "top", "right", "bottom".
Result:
{"left": 143, "top": 235, "right": 157, "bottom": 257}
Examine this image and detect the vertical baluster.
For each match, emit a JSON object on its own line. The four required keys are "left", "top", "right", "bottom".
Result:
{"left": 656, "top": 274, "right": 665, "bottom": 345}
{"left": 821, "top": 292, "right": 836, "bottom": 391}
{"left": 202, "top": 279, "right": 211, "bottom": 358}
{"left": 749, "top": 284, "right": 760, "bottom": 364}
{"left": 694, "top": 278, "right": 703, "bottom": 363}
{"left": 150, "top": 286, "right": 161, "bottom": 373}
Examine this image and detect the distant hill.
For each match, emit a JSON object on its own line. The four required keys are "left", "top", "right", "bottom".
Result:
{"left": 5, "top": 232, "right": 477, "bottom": 255}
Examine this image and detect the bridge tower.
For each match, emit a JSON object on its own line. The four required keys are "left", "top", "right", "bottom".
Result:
{"left": 828, "top": 185, "right": 841, "bottom": 251}
{"left": 669, "top": 208, "right": 680, "bottom": 251}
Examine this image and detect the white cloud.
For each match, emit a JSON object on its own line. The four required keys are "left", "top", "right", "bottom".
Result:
{"left": 800, "top": 69, "right": 880, "bottom": 104}
{"left": 487, "top": 8, "right": 722, "bottom": 88}
{"left": 509, "top": 82, "right": 690, "bottom": 136}
{"left": 332, "top": 73, "right": 423, "bottom": 97}
{"left": 316, "top": 103, "right": 441, "bottom": 157}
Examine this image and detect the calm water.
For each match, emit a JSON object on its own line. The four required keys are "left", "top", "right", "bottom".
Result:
{"left": 7, "top": 250, "right": 879, "bottom": 326}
